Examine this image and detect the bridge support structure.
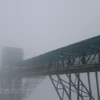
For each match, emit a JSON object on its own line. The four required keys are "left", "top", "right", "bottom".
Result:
{"left": 49, "top": 52, "right": 100, "bottom": 100}
{"left": 49, "top": 72, "right": 100, "bottom": 100}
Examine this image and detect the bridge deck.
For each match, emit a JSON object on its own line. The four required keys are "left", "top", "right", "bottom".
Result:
{"left": 1, "top": 35, "right": 99, "bottom": 77}
{"left": 17, "top": 35, "right": 100, "bottom": 66}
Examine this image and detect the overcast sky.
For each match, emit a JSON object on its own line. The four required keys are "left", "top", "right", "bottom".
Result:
{"left": 0, "top": 0, "right": 100, "bottom": 100}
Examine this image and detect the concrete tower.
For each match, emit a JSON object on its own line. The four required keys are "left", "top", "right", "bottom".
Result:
{"left": 0, "top": 47, "right": 23, "bottom": 100}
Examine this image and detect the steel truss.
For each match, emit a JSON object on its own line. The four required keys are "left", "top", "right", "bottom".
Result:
{"left": 49, "top": 72, "right": 100, "bottom": 100}
{"left": 49, "top": 53, "right": 100, "bottom": 100}
{"left": 21, "top": 76, "right": 45, "bottom": 100}
{"left": 48, "top": 53, "right": 100, "bottom": 74}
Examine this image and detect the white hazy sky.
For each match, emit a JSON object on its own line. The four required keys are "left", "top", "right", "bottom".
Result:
{"left": 0, "top": 0, "right": 100, "bottom": 100}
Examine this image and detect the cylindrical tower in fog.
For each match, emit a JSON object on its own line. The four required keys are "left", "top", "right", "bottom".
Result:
{"left": 0, "top": 47, "right": 24, "bottom": 100}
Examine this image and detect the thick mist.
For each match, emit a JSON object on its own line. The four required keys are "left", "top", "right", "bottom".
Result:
{"left": 0, "top": 0, "right": 100, "bottom": 100}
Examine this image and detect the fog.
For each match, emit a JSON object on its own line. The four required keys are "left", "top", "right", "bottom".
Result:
{"left": 0, "top": 0, "right": 100, "bottom": 100}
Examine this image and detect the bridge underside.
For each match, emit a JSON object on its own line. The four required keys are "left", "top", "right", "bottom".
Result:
{"left": 49, "top": 72, "right": 100, "bottom": 100}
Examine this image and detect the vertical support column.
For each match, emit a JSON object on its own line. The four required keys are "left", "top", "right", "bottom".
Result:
{"left": 69, "top": 73, "right": 71, "bottom": 100}
{"left": 87, "top": 72, "right": 92, "bottom": 100}
{"left": 95, "top": 72, "right": 100, "bottom": 100}
{"left": 77, "top": 73, "right": 80, "bottom": 100}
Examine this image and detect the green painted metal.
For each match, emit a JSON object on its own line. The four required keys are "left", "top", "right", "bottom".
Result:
{"left": 17, "top": 35, "right": 100, "bottom": 67}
